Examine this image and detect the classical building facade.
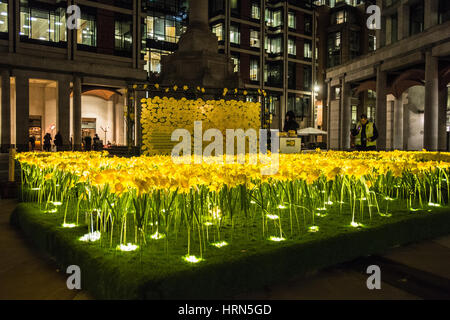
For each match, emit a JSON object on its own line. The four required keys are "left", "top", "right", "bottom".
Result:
{"left": 208, "top": 0, "right": 318, "bottom": 130}
{"left": 323, "top": 0, "right": 450, "bottom": 151}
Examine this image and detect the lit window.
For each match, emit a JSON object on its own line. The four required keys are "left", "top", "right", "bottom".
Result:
{"left": 288, "top": 12, "right": 296, "bottom": 29}
{"left": 115, "top": 18, "right": 132, "bottom": 53}
{"left": 288, "top": 38, "right": 296, "bottom": 55}
{"left": 77, "top": 14, "right": 96, "bottom": 46}
{"left": 19, "top": 5, "right": 67, "bottom": 42}
{"left": 267, "top": 36, "right": 282, "bottom": 54}
{"left": 333, "top": 10, "right": 346, "bottom": 24}
{"left": 250, "top": 59, "right": 259, "bottom": 81}
{"left": 250, "top": 29, "right": 259, "bottom": 48}
{"left": 145, "top": 49, "right": 171, "bottom": 74}
{"left": 231, "top": 56, "right": 239, "bottom": 72}
{"left": 304, "top": 41, "right": 312, "bottom": 58}
{"left": 251, "top": 3, "right": 260, "bottom": 20}
{"left": 0, "top": 1, "right": 8, "bottom": 33}
{"left": 212, "top": 23, "right": 223, "bottom": 41}
{"left": 230, "top": 24, "right": 240, "bottom": 44}
{"left": 273, "top": 10, "right": 282, "bottom": 27}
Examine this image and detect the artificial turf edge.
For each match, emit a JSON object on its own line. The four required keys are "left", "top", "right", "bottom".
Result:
{"left": 10, "top": 202, "right": 450, "bottom": 300}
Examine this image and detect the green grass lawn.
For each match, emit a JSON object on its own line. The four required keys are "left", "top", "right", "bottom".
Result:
{"left": 10, "top": 201, "right": 450, "bottom": 299}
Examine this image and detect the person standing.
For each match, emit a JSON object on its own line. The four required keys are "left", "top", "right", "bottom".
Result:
{"left": 43, "top": 133, "right": 52, "bottom": 152}
{"left": 93, "top": 134, "right": 100, "bottom": 151}
{"left": 84, "top": 135, "right": 92, "bottom": 151}
{"left": 29, "top": 135, "right": 36, "bottom": 151}
{"left": 54, "top": 131, "right": 63, "bottom": 151}
{"left": 351, "top": 114, "right": 378, "bottom": 151}
{"left": 283, "top": 111, "right": 300, "bottom": 133}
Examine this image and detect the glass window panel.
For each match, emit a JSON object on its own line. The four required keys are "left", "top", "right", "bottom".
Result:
{"left": 288, "top": 12, "right": 295, "bottom": 29}
{"left": 77, "top": 15, "right": 96, "bottom": 46}
{"left": 165, "top": 17, "right": 176, "bottom": 42}
{"left": 0, "top": 2, "right": 8, "bottom": 33}
{"left": 31, "top": 9, "right": 49, "bottom": 41}
{"left": 212, "top": 23, "right": 223, "bottom": 41}
{"left": 230, "top": 24, "right": 240, "bottom": 44}
{"left": 304, "top": 41, "right": 312, "bottom": 58}
{"left": 250, "top": 59, "right": 259, "bottom": 81}
{"left": 115, "top": 18, "right": 132, "bottom": 51}
{"left": 251, "top": 3, "right": 260, "bottom": 19}
{"left": 250, "top": 29, "right": 259, "bottom": 47}
{"left": 231, "top": 56, "right": 239, "bottom": 72}
{"left": 288, "top": 38, "right": 296, "bottom": 55}
{"left": 273, "top": 10, "right": 282, "bottom": 27}
{"left": 154, "top": 16, "right": 165, "bottom": 40}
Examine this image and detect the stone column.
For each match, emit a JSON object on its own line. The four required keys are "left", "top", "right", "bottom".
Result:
{"left": 112, "top": 95, "right": 117, "bottom": 144}
{"left": 375, "top": 0, "right": 385, "bottom": 49}
{"left": 15, "top": 74, "right": 29, "bottom": 152}
{"left": 189, "top": 0, "right": 209, "bottom": 29}
{"left": 424, "top": 0, "right": 439, "bottom": 30}
{"left": 341, "top": 81, "right": 351, "bottom": 150}
{"left": 58, "top": 79, "right": 71, "bottom": 150}
{"left": 135, "top": 90, "right": 145, "bottom": 148}
{"left": 73, "top": 76, "right": 82, "bottom": 151}
{"left": 438, "top": 88, "right": 448, "bottom": 151}
{"left": 1, "top": 70, "right": 11, "bottom": 153}
{"left": 397, "top": 3, "right": 409, "bottom": 41}
{"left": 376, "top": 66, "right": 387, "bottom": 150}
{"left": 326, "top": 81, "right": 331, "bottom": 149}
{"left": 393, "top": 95, "right": 404, "bottom": 150}
{"left": 403, "top": 94, "right": 409, "bottom": 150}
{"left": 424, "top": 50, "right": 439, "bottom": 151}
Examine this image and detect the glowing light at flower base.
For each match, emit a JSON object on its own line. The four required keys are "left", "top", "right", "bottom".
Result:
{"left": 183, "top": 255, "right": 203, "bottom": 263}
{"left": 79, "top": 231, "right": 101, "bottom": 242}
{"left": 428, "top": 202, "right": 441, "bottom": 207}
{"left": 150, "top": 232, "right": 165, "bottom": 240}
{"left": 211, "top": 241, "right": 228, "bottom": 248}
{"left": 350, "top": 222, "right": 364, "bottom": 228}
{"left": 308, "top": 226, "right": 319, "bottom": 233}
{"left": 269, "top": 236, "right": 285, "bottom": 242}
{"left": 117, "top": 243, "right": 139, "bottom": 252}
{"left": 62, "top": 223, "right": 77, "bottom": 228}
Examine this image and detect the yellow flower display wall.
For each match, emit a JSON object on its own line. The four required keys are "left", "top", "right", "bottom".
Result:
{"left": 141, "top": 97, "right": 261, "bottom": 155}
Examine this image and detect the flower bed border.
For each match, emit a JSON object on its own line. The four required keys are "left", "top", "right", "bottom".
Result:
{"left": 10, "top": 203, "right": 450, "bottom": 299}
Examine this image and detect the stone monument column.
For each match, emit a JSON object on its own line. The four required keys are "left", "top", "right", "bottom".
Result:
{"left": 189, "top": 0, "right": 209, "bottom": 29}
{"left": 160, "top": 0, "right": 241, "bottom": 88}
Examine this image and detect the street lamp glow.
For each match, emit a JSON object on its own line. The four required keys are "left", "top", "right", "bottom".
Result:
{"left": 314, "top": 84, "right": 320, "bottom": 93}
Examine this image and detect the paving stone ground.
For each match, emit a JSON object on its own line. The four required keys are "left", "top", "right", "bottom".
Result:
{"left": 1, "top": 199, "right": 449, "bottom": 300}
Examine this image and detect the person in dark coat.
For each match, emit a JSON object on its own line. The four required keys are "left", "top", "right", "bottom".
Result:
{"left": 54, "top": 131, "right": 63, "bottom": 151}
{"left": 283, "top": 110, "right": 300, "bottom": 133}
{"left": 43, "top": 133, "right": 52, "bottom": 152}
{"left": 84, "top": 135, "right": 92, "bottom": 151}
{"left": 93, "top": 134, "right": 100, "bottom": 151}
{"left": 29, "top": 135, "right": 36, "bottom": 151}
